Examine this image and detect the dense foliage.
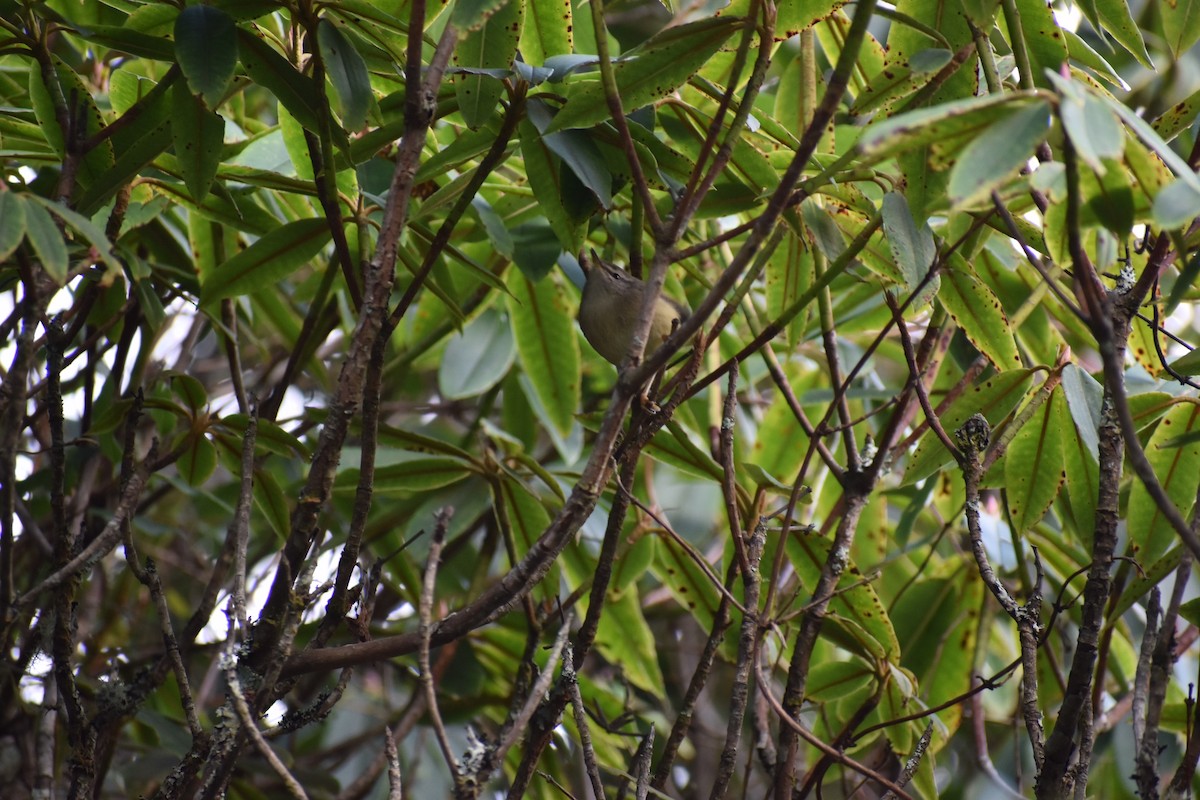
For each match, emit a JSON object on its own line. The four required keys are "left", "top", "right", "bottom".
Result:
{"left": 3, "top": 0, "right": 1200, "bottom": 797}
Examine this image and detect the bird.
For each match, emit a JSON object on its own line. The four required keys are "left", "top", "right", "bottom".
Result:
{"left": 577, "top": 250, "right": 690, "bottom": 368}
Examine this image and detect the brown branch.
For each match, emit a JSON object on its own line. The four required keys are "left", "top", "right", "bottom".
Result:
{"left": 418, "top": 509, "right": 461, "bottom": 788}
{"left": 251, "top": 5, "right": 460, "bottom": 667}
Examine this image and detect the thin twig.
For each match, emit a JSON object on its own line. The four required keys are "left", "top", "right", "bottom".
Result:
{"left": 419, "top": 508, "right": 461, "bottom": 786}
{"left": 224, "top": 645, "right": 308, "bottom": 800}
{"left": 565, "top": 648, "right": 605, "bottom": 800}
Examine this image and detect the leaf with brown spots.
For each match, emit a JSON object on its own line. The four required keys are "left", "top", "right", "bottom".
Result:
{"left": 1127, "top": 399, "right": 1200, "bottom": 565}
{"left": 543, "top": 16, "right": 741, "bottom": 133}
{"left": 938, "top": 251, "right": 1023, "bottom": 371}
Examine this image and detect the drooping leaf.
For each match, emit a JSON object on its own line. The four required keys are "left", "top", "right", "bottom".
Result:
{"left": 454, "top": 0, "right": 522, "bottom": 129}
{"left": 526, "top": 98, "right": 612, "bottom": 209}
{"left": 881, "top": 192, "right": 936, "bottom": 291}
{"left": 1159, "top": 0, "right": 1200, "bottom": 59}
{"left": 520, "top": 0, "right": 572, "bottom": 64}
{"left": 1095, "top": 0, "right": 1153, "bottom": 68}
{"left": 1127, "top": 400, "right": 1200, "bottom": 565}
{"left": 21, "top": 197, "right": 69, "bottom": 285}
{"left": 938, "top": 252, "right": 1022, "bottom": 370}
{"left": 1007, "top": 0, "right": 1069, "bottom": 89}
{"left": 174, "top": 5, "right": 238, "bottom": 108}
{"left": 1005, "top": 387, "right": 1065, "bottom": 532}
{"left": 519, "top": 106, "right": 583, "bottom": 252}
{"left": 171, "top": 83, "right": 226, "bottom": 202}
{"left": 1053, "top": 75, "right": 1124, "bottom": 176}
{"left": 505, "top": 271, "right": 580, "bottom": 439}
{"left": 238, "top": 27, "right": 325, "bottom": 132}
{"left": 23, "top": 195, "right": 121, "bottom": 272}
{"left": 318, "top": 19, "right": 372, "bottom": 131}
{"left": 765, "top": 228, "right": 814, "bottom": 350}
{"left": 0, "top": 191, "right": 25, "bottom": 261}
{"left": 1057, "top": 386, "right": 1098, "bottom": 543}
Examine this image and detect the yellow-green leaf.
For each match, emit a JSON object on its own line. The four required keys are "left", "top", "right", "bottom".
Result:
{"left": 938, "top": 252, "right": 1022, "bottom": 370}
{"left": 1127, "top": 400, "right": 1200, "bottom": 565}
{"left": 202, "top": 218, "right": 332, "bottom": 305}
{"left": 1005, "top": 388, "right": 1065, "bottom": 532}
{"left": 506, "top": 271, "right": 580, "bottom": 438}
{"left": 545, "top": 17, "right": 741, "bottom": 133}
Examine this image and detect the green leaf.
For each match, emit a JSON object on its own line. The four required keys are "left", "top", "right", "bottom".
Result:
{"left": 21, "top": 198, "right": 68, "bottom": 285}
{"left": 519, "top": 109, "right": 583, "bottom": 252}
{"left": 340, "top": 456, "right": 474, "bottom": 493}
{"left": 454, "top": 0, "right": 522, "bottom": 129}
{"left": 786, "top": 532, "right": 900, "bottom": 661}
{"left": 1099, "top": 91, "right": 1200, "bottom": 200}
{"left": 719, "top": 0, "right": 847, "bottom": 38}
{"left": 612, "top": 533, "right": 656, "bottom": 593}
{"left": 451, "top": 0, "right": 515, "bottom": 32}
{"left": 1008, "top": 0, "right": 1068, "bottom": 89}
{"left": 253, "top": 466, "right": 290, "bottom": 539}
{"left": 852, "top": 48, "right": 954, "bottom": 116}
{"left": 69, "top": 23, "right": 177, "bottom": 61}
{"left": 890, "top": 571, "right": 981, "bottom": 730}
{"left": 0, "top": 191, "right": 27, "bottom": 261}
{"left": 439, "top": 309, "right": 516, "bottom": 399}
{"left": 1169, "top": 346, "right": 1200, "bottom": 376}
{"left": 27, "top": 57, "right": 114, "bottom": 192}
{"left": 1160, "top": 0, "right": 1200, "bottom": 59}
{"left": 526, "top": 98, "right": 612, "bottom": 209}
{"left": 171, "top": 84, "right": 226, "bottom": 202}
{"left": 216, "top": 415, "right": 310, "bottom": 460}
{"left": 649, "top": 527, "right": 721, "bottom": 632}
{"left": 75, "top": 119, "right": 174, "bottom": 216}
{"left": 765, "top": 229, "right": 813, "bottom": 350}
{"left": 904, "top": 369, "right": 1033, "bottom": 484}
{"left": 1095, "top": 0, "right": 1153, "bottom": 68}
{"left": 505, "top": 271, "right": 580, "bottom": 438}
{"left": 174, "top": 5, "right": 238, "bottom": 108}
{"left": 1062, "top": 28, "right": 1127, "bottom": 91}
{"left": 494, "top": 477, "right": 560, "bottom": 602}
{"left": 947, "top": 101, "right": 1051, "bottom": 208}
{"left": 545, "top": 17, "right": 742, "bottom": 133}
{"left": 1127, "top": 400, "right": 1200, "bottom": 565}
{"left": 1004, "top": 388, "right": 1065, "bottom": 532}
{"left": 645, "top": 420, "right": 723, "bottom": 482}
{"left": 881, "top": 192, "right": 936, "bottom": 291}
{"left": 1057, "top": 387, "right": 1098, "bottom": 543}
{"left": 202, "top": 218, "right": 332, "bottom": 305}
{"left": 22, "top": 196, "right": 120, "bottom": 272}
{"left": 938, "top": 252, "right": 1022, "bottom": 370}
{"left": 238, "top": 27, "right": 325, "bottom": 133}
{"left": 1154, "top": 86, "right": 1200, "bottom": 144}
{"left": 859, "top": 92, "right": 1034, "bottom": 165}
{"left": 594, "top": 589, "right": 667, "bottom": 695}
{"left": 1152, "top": 178, "right": 1200, "bottom": 229}
{"left": 178, "top": 435, "right": 219, "bottom": 486}
{"left": 318, "top": 19, "right": 372, "bottom": 131}
{"left": 520, "top": 0, "right": 573, "bottom": 63}
{"left": 1059, "top": 89, "right": 1124, "bottom": 176}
